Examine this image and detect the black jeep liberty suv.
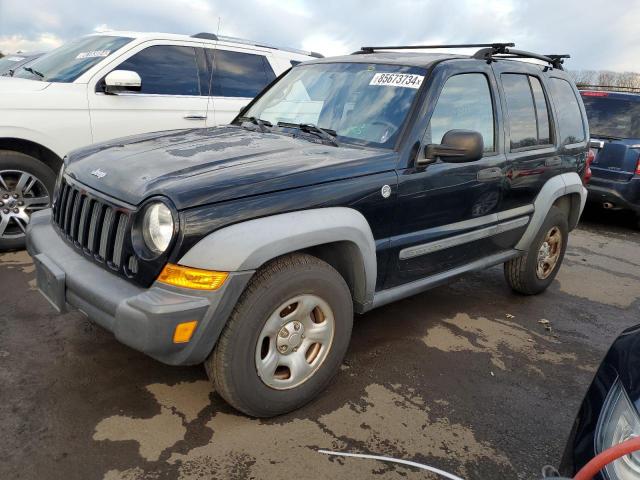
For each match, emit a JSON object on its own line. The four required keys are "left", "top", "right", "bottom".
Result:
{"left": 27, "top": 43, "right": 590, "bottom": 417}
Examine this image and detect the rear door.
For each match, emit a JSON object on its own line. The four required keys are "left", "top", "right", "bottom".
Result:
{"left": 491, "top": 62, "right": 561, "bottom": 209}
{"left": 205, "top": 46, "right": 277, "bottom": 126}
{"left": 581, "top": 91, "right": 640, "bottom": 182}
{"left": 88, "top": 41, "right": 210, "bottom": 143}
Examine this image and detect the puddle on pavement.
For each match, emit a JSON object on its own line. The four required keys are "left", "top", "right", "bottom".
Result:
{"left": 422, "top": 313, "right": 576, "bottom": 371}
{"left": 95, "top": 381, "right": 510, "bottom": 479}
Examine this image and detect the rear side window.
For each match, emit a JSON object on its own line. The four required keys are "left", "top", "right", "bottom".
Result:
{"left": 549, "top": 78, "right": 586, "bottom": 145}
{"left": 501, "top": 74, "right": 552, "bottom": 149}
{"left": 426, "top": 73, "right": 495, "bottom": 151}
{"left": 581, "top": 94, "right": 640, "bottom": 139}
{"left": 116, "top": 45, "right": 200, "bottom": 96}
{"left": 211, "top": 49, "right": 276, "bottom": 98}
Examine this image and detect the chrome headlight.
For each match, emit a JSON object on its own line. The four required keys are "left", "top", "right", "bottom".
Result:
{"left": 596, "top": 379, "right": 640, "bottom": 479}
{"left": 142, "top": 202, "right": 174, "bottom": 255}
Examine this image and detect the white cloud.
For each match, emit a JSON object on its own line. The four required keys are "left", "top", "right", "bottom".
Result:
{"left": 0, "top": 33, "right": 63, "bottom": 54}
{"left": 0, "top": 0, "right": 638, "bottom": 71}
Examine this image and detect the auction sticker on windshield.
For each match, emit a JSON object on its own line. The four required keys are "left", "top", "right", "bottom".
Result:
{"left": 369, "top": 73, "right": 424, "bottom": 89}
{"left": 75, "top": 50, "right": 111, "bottom": 59}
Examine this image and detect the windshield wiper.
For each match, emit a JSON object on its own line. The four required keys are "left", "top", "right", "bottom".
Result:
{"left": 237, "top": 116, "right": 272, "bottom": 133}
{"left": 22, "top": 66, "right": 44, "bottom": 79}
{"left": 277, "top": 122, "right": 339, "bottom": 147}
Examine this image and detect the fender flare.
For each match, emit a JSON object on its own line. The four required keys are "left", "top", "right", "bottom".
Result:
{"left": 515, "top": 172, "right": 587, "bottom": 251}
{"left": 178, "top": 207, "right": 378, "bottom": 306}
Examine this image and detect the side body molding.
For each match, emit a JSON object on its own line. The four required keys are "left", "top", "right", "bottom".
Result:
{"left": 515, "top": 172, "right": 588, "bottom": 251}
{"left": 178, "top": 207, "right": 378, "bottom": 306}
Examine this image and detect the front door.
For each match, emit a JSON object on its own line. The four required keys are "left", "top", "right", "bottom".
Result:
{"left": 387, "top": 61, "right": 517, "bottom": 288}
{"left": 88, "top": 42, "right": 210, "bottom": 143}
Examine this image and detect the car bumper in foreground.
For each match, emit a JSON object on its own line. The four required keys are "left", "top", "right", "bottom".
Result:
{"left": 26, "top": 209, "right": 253, "bottom": 366}
{"left": 587, "top": 176, "right": 640, "bottom": 213}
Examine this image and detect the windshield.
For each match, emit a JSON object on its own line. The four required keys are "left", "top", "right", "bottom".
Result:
{"left": 244, "top": 62, "right": 426, "bottom": 148}
{"left": 13, "top": 35, "right": 132, "bottom": 83}
{"left": 582, "top": 94, "right": 640, "bottom": 139}
{"left": 0, "top": 55, "right": 31, "bottom": 75}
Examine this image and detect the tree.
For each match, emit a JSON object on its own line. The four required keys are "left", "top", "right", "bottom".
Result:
{"left": 0, "top": 52, "right": 4, "bottom": 59}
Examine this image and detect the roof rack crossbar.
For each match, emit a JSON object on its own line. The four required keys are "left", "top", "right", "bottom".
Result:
{"left": 358, "top": 42, "right": 514, "bottom": 54}
{"left": 473, "top": 46, "right": 569, "bottom": 70}
{"left": 190, "top": 32, "right": 323, "bottom": 58}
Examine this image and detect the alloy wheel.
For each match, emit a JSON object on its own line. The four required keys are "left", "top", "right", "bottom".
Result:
{"left": 0, "top": 170, "right": 51, "bottom": 240}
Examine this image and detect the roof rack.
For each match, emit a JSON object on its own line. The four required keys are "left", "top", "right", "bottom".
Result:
{"left": 191, "top": 32, "right": 323, "bottom": 58}
{"left": 356, "top": 43, "right": 514, "bottom": 54}
{"left": 472, "top": 45, "right": 569, "bottom": 70}
{"left": 354, "top": 43, "right": 569, "bottom": 70}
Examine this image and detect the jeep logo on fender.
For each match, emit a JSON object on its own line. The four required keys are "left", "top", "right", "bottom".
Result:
{"left": 91, "top": 169, "right": 107, "bottom": 178}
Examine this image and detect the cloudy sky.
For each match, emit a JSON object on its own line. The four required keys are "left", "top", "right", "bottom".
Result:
{"left": 0, "top": 0, "right": 638, "bottom": 72}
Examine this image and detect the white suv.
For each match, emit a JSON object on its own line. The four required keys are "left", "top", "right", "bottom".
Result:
{"left": 0, "top": 31, "right": 321, "bottom": 249}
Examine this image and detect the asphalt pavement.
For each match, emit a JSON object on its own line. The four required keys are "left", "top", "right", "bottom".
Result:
{"left": 1, "top": 207, "right": 639, "bottom": 480}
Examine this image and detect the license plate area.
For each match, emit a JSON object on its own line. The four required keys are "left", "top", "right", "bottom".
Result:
{"left": 34, "top": 254, "right": 67, "bottom": 313}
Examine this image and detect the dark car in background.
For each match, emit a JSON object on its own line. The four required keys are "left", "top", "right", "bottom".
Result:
{"left": 0, "top": 52, "right": 44, "bottom": 76}
{"left": 561, "top": 324, "right": 640, "bottom": 479}
{"left": 581, "top": 90, "right": 640, "bottom": 228}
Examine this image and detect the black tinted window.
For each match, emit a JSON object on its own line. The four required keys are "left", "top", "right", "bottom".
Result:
{"left": 530, "top": 77, "right": 551, "bottom": 145}
{"left": 117, "top": 45, "right": 200, "bottom": 95}
{"left": 549, "top": 78, "right": 586, "bottom": 144}
{"left": 502, "top": 74, "right": 538, "bottom": 149}
{"left": 212, "top": 49, "right": 275, "bottom": 98}
{"left": 426, "top": 73, "right": 495, "bottom": 151}
{"left": 581, "top": 94, "right": 640, "bottom": 139}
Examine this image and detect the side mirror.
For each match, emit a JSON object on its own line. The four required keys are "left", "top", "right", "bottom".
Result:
{"left": 419, "top": 129, "right": 484, "bottom": 166}
{"left": 104, "top": 70, "right": 142, "bottom": 95}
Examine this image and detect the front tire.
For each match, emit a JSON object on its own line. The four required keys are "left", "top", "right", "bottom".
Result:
{"left": 206, "top": 253, "right": 353, "bottom": 417}
{"left": 504, "top": 206, "right": 569, "bottom": 295}
{"left": 0, "top": 151, "right": 56, "bottom": 250}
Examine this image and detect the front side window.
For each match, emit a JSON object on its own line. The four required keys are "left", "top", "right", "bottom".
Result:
{"left": 425, "top": 73, "right": 495, "bottom": 151}
{"left": 13, "top": 35, "right": 132, "bottom": 83}
{"left": 116, "top": 45, "right": 200, "bottom": 96}
{"left": 244, "top": 62, "right": 426, "bottom": 149}
{"left": 549, "top": 78, "right": 586, "bottom": 145}
{"left": 212, "top": 49, "right": 276, "bottom": 98}
{"left": 502, "top": 74, "right": 553, "bottom": 149}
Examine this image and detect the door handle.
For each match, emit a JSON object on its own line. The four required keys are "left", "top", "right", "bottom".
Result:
{"left": 477, "top": 167, "right": 503, "bottom": 182}
{"left": 183, "top": 114, "right": 207, "bottom": 120}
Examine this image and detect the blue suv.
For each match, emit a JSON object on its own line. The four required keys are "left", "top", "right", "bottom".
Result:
{"left": 581, "top": 90, "right": 640, "bottom": 227}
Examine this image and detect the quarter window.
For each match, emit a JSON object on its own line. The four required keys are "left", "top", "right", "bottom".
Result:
{"left": 211, "top": 49, "right": 276, "bottom": 98}
{"left": 426, "top": 73, "right": 495, "bottom": 152}
{"left": 549, "top": 78, "right": 586, "bottom": 145}
{"left": 502, "top": 74, "right": 552, "bottom": 149}
{"left": 116, "top": 45, "right": 201, "bottom": 96}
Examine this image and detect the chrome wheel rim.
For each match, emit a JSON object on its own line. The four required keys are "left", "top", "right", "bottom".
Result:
{"left": 536, "top": 226, "right": 563, "bottom": 280}
{"left": 0, "top": 170, "right": 50, "bottom": 241}
{"left": 255, "top": 294, "right": 335, "bottom": 390}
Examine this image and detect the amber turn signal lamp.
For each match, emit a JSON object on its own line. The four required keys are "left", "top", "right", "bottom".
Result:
{"left": 157, "top": 264, "right": 228, "bottom": 290}
{"left": 173, "top": 321, "right": 198, "bottom": 344}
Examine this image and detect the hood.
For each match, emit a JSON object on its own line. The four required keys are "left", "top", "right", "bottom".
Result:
{"left": 0, "top": 76, "right": 50, "bottom": 92}
{"left": 65, "top": 126, "right": 397, "bottom": 210}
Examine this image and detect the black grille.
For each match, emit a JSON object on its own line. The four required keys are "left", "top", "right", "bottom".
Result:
{"left": 52, "top": 179, "right": 131, "bottom": 271}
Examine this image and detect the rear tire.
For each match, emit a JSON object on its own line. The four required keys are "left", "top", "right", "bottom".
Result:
{"left": 0, "top": 151, "right": 56, "bottom": 251}
{"left": 504, "top": 206, "right": 568, "bottom": 295}
{"left": 206, "top": 253, "right": 353, "bottom": 417}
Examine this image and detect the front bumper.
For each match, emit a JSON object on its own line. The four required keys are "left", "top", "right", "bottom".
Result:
{"left": 26, "top": 210, "right": 253, "bottom": 366}
{"left": 587, "top": 176, "right": 640, "bottom": 213}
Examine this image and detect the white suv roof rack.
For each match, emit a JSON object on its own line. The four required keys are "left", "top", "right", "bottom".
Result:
{"left": 191, "top": 32, "right": 323, "bottom": 58}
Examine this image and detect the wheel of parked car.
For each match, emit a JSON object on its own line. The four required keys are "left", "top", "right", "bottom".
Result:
{"left": 0, "top": 151, "right": 55, "bottom": 250}
{"left": 504, "top": 206, "right": 569, "bottom": 295}
{"left": 206, "top": 253, "right": 353, "bottom": 417}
